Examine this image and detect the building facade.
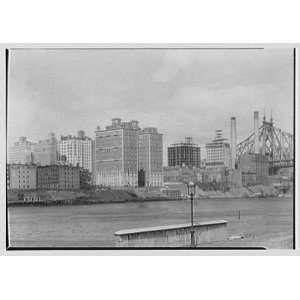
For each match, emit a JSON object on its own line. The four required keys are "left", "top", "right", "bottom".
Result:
{"left": 95, "top": 119, "right": 140, "bottom": 187}
{"left": 161, "top": 188, "right": 181, "bottom": 199}
{"left": 8, "top": 136, "right": 34, "bottom": 164}
{"left": 238, "top": 153, "right": 269, "bottom": 186}
{"left": 79, "top": 168, "right": 92, "bottom": 190}
{"left": 7, "top": 164, "right": 37, "bottom": 190}
{"left": 168, "top": 137, "right": 201, "bottom": 168}
{"left": 163, "top": 166, "right": 202, "bottom": 184}
{"left": 32, "top": 133, "right": 58, "bottom": 166}
{"left": 138, "top": 127, "right": 163, "bottom": 187}
{"left": 205, "top": 130, "right": 231, "bottom": 169}
{"left": 241, "top": 172, "right": 257, "bottom": 186}
{"left": 37, "top": 165, "right": 80, "bottom": 190}
{"left": 57, "top": 131, "right": 94, "bottom": 174}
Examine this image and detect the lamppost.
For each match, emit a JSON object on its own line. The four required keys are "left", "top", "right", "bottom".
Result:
{"left": 187, "top": 181, "right": 196, "bottom": 248}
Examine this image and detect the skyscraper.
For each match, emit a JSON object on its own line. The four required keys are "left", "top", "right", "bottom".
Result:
{"left": 8, "top": 136, "right": 34, "bottom": 164}
{"left": 206, "top": 130, "right": 231, "bottom": 169}
{"left": 32, "top": 132, "right": 58, "bottom": 166}
{"left": 168, "top": 137, "right": 201, "bottom": 168}
{"left": 57, "top": 131, "right": 94, "bottom": 173}
{"left": 95, "top": 119, "right": 140, "bottom": 187}
{"left": 138, "top": 127, "right": 163, "bottom": 187}
{"left": 37, "top": 165, "right": 80, "bottom": 190}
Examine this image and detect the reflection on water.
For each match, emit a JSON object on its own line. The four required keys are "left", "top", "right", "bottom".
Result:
{"left": 8, "top": 197, "right": 293, "bottom": 247}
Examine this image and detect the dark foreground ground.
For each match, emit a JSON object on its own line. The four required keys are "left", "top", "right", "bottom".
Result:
{"left": 7, "top": 196, "right": 293, "bottom": 249}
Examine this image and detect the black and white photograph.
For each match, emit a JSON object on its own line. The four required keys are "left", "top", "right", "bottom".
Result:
{"left": 5, "top": 46, "right": 295, "bottom": 250}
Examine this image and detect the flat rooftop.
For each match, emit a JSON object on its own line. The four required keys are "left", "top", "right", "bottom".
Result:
{"left": 114, "top": 220, "right": 227, "bottom": 236}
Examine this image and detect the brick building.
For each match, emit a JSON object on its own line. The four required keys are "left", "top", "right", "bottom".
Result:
{"left": 238, "top": 153, "right": 269, "bottom": 186}
{"left": 95, "top": 119, "right": 163, "bottom": 187}
{"left": 95, "top": 119, "right": 140, "bottom": 187}
{"left": 37, "top": 165, "right": 80, "bottom": 190}
{"left": 79, "top": 168, "right": 92, "bottom": 190}
{"left": 138, "top": 127, "right": 163, "bottom": 187}
{"left": 163, "top": 166, "right": 202, "bottom": 184}
{"left": 7, "top": 164, "right": 37, "bottom": 190}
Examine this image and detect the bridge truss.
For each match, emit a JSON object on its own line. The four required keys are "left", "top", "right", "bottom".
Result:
{"left": 236, "top": 118, "right": 294, "bottom": 170}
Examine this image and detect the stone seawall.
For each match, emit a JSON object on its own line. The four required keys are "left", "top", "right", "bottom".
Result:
{"left": 114, "top": 220, "right": 228, "bottom": 247}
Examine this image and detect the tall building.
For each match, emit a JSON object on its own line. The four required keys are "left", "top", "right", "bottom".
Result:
{"left": 138, "top": 127, "right": 163, "bottom": 187}
{"left": 8, "top": 136, "right": 34, "bottom": 164}
{"left": 37, "top": 165, "right": 80, "bottom": 190}
{"left": 7, "top": 164, "right": 37, "bottom": 190}
{"left": 206, "top": 130, "right": 231, "bottom": 169}
{"left": 168, "top": 137, "right": 201, "bottom": 168}
{"left": 32, "top": 132, "right": 58, "bottom": 166}
{"left": 57, "top": 130, "right": 94, "bottom": 173}
{"left": 95, "top": 119, "right": 140, "bottom": 187}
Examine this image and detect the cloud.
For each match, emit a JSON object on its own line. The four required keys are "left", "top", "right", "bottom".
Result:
{"left": 8, "top": 48, "right": 294, "bottom": 166}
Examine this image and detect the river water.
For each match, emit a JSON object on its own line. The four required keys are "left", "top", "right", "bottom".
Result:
{"left": 8, "top": 197, "right": 293, "bottom": 247}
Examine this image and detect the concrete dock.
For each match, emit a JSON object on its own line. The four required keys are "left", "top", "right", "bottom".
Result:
{"left": 114, "top": 220, "right": 228, "bottom": 247}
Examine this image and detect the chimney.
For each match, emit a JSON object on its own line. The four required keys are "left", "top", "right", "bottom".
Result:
{"left": 254, "top": 111, "right": 259, "bottom": 153}
{"left": 230, "top": 117, "right": 237, "bottom": 169}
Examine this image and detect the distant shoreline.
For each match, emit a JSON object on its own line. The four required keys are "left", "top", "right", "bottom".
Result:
{"left": 7, "top": 185, "right": 290, "bottom": 208}
{"left": 7, "top": 195, "right": 291, "bottom": 208}
{"left": 7, "top": 196, "right": 185, "bottom": 207}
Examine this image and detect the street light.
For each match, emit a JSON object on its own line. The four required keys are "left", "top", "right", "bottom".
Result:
{"left": 187, "top": 181, "right": 196, "bottom": 247}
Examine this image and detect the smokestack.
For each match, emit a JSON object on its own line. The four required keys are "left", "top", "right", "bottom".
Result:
{"left": 230, "top": 117, "right": 237, "bottom": 169}
{"left": 254, "top": 111, "right": 259, "bottom": 153}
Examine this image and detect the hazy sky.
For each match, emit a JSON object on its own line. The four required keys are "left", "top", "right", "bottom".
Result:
{"left": 8, "top": 48, "right": 294, "bottom": 163}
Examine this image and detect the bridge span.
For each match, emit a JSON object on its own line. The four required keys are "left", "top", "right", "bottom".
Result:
{"left": 231, "top": 111, "right": 294, "bottom": 174}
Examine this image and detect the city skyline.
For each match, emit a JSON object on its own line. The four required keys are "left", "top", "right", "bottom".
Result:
{"left": 8, "top": 48, "right": 294, "bottom": 164}
{"left": 5, "top": 46, "right": 295, "bottom": 250}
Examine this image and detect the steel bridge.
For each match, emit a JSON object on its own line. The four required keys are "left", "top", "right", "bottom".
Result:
{"left": 236, "top": 115, "right": 294, "bottom": 173}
